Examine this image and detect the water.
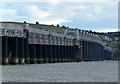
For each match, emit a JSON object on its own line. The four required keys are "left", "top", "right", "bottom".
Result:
{"left": 2, "top": 61, "right": 118, "bottom": 82}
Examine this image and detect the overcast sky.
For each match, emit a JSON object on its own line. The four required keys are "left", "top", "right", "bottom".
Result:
{"left": 0, "top": 0, "right": 118, "bottom": 32}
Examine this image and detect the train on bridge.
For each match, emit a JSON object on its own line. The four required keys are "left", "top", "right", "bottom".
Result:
{"left": 0, "top": 22, "right": 112, "bottom": 65}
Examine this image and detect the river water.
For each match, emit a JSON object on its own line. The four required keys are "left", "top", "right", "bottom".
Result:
{"left": 1, "top": 61, "right": 118, "bottom": 82}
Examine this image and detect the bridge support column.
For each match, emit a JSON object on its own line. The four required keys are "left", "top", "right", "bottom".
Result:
{"left": 63, "top": 46, "right": 66, "bottom": 62}
{"left": 72, "top": 46, "right": 74, "bottom": 62}
{"left": 25, "top": 37, "right": 30, "bottom": 64}
{"left": 18, "top": 38, "right": 23, "bottom": 64}
{"left": 49, "top": 45, "right": 53, "bottom": 63}
{"left": 61, "top": 45, "right": 64, "bottom": 63}
{"left": 36, "top": 44, "right": 40, "bottom": 64}
{"left": 45, "top": 45, "right": 48, "bottom": 63}
{"left": 89, "top": 42, "right": 92, "bottom": 61}
{"left": 91, "top": 42, "right": 93, "bottom": 61}
{"left": 83, "top": 41, "right": 86, "bottom": 61}
{"left": 64, "top": 46, "right": 66, "bottom": 62}
{"left": 0, "top": 36, "right": 2, "bottom": 64}
{"left": 2, "top": 36, "right": 9, "bottom": 64}
{"left": 38, "top": 44, "right": 43, "bottom": 64}
{"left": 56, "top": 45, "right": 58, "bottom": 63}
{"left": 74, "top": 45, "right": 80, "bottom": 62}
{"left": 67, "top": 46, "right": 69, "bottom": 62}
{"left": 67, "top": 46, "right": 70, "bottom": 62}
{"left": 43, "top": 45, "right": 47, "bottom": 63}
{"left": 70, "top": 46, "right": 72, "bottom": 62}
{"left": 79, "top": 41, "right": 83, "bottom": 61}
{"left": 57, "top": 45, "right": 61, "bottom": 63}
{"left": 9, "top": 37, "right": 19, "bottom": 65}
{"left": 19, "top": 38, "right": 25, "bottom": 64}
{"left": 65, "top": 46, "right": 67, "bottom": 62}
{"left": 30, "top": 44, "right": 37, "bottom": 64}
{"left": 86, "top": 42, "right": 89, "bottom": 61}
{"left": 53, "top": 45, "right": 57, "bottom": 63}
{"left": 59, "top": 46, "right": 62, "bottom": 63}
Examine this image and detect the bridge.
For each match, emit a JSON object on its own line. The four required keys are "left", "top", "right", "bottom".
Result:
{"left": 0, "top": 22, "right": 112, "bottom": 65}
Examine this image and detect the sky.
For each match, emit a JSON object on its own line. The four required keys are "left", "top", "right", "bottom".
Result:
{"left": 0, "top": 0, "right": 119, "bottom": 32}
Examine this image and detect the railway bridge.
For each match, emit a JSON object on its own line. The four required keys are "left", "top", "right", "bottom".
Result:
{"left": 0, "top": 22, "right": 112, "bottom": 65}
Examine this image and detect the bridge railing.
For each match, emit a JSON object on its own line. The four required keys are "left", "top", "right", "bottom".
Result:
{"left": 26, "top": 24, "right": 74, "bottom": 46}
{"left": 0, "top": 22, "right": 25, "bottom": 37}
{"left": 0, "top": 22, "right": 106, "bottom": 46}
{"left": 65, "top": 29, "right": 105, "bottom": 45}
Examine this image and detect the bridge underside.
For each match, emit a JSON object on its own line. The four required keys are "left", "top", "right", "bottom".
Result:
{"left": 1, "top": 36, "right": 112, "bottom": 65}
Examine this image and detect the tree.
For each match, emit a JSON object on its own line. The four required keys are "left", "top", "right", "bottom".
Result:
{"left": 36, "top": 21, "right": 39, "bottom": 24}
{"left": 89, "top": 30, "right": 92, "bottom": 33}
{"left": 93, "top": 31, "right": 96, "bottom": 34}
{"left": 62, "top": 25, "right": 66, "bottom": 28}
{"left": 24, "top": 21, "right": 26, "bottom": 23}
{"left": 57, "top": 24, "right": 59, "bottom": 27}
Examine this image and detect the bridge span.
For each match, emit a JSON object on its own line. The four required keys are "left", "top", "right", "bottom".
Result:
{"left": 0, "top": 22, "right": 112, "bottom": 65}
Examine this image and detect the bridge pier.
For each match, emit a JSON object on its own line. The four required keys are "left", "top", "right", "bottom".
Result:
{"left": 69, "top": 46, "right": 71, "bottom": 62}
{"left": 38, "top": 44, "right": 43, "bottom": 64}
{"left": 36, "top": 44, "right": 40, "bottom": 64}
{"left": 18, "top": 38, "right": 24, "bottom": 64}
{"left": 2, "top": 36, "right": 9, "bottom": 65}
{"left": 69, "top": 46, "right": 72, "bottom": 62}
{"left": 29, "top": 44, "right": 36, "bottom": 64}
{"left": 42, "top": 45, "right": 48, "bottom": 63}
{"left": 62, "top": 46, "right": 64, "bottom": 62}
{"left": 0, "top": 36, "right": 2, "bottom": 64}
{"left": 7, "top": 37, "right": 19, "bottom": 65}
{"left": 48, "top": 45, "right": 53, "bottom": 63}
{"left": 25, "top": 34, "right": 30, "bottom": 64}
{"left": 57, "top": 45, "right": 61, "bottom": 63}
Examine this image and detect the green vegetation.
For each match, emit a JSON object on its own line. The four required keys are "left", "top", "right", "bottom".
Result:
{"left": 30, "top": 24, "right": 67, "bottom": 32}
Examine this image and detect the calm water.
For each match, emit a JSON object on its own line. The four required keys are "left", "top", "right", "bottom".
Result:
{"left": 2, "top": 61, "right": 118, "bottom": 82}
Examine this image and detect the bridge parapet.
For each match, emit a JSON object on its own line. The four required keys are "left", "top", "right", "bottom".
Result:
{"left": 28, "top": 25, "right": 74, "bottom": 46}
{"left": 65, "top": 29, "right": 105, "bottom": 45}
{"left": 0, "top": 22, "right": 74, "bottom": 46}
{"left": 0, "top": 22, "right": 26, "bottom": 37}
{"left": 0, "top": 22, "right": 105, "bottom": 46}
{"left": 104, "top": 46, "right": 112, "bottom": 51}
